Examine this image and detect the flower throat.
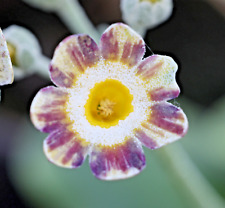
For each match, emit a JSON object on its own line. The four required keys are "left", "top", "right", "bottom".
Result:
{"left": 85, "top": 79, "right": 134, "bottom": 128}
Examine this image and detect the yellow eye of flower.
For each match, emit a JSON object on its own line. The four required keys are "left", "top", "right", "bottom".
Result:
{"left": 85, "top": 79, "right": 133, "bottom": 128}
{"left": 139, "top": 0, "right": 160, "bottom": 3}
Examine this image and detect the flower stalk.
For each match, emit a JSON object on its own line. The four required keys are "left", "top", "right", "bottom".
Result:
{"left": 29, "top": 55, "right": 50, "bottom": 79}
{"left": 57, "top": 0, "right": 101, "bottom": 42}
{"left": 23, "top": 0, "right": 101, "bottom": 42}
{"left": 158, "top": 143, "right": 225, "bottom": 208}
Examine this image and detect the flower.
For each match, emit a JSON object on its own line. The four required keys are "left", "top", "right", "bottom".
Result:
{"left": 30, "top": 23, "right": 188, "bottom": 180}
{"left": 3, "top": 25, "right": 50, "bottom": 80}
{"left": 121, "top": 0, "right": 173, "bottom": 36}
{"left": 0, "top": 28, "right": 14, "bottom": 87}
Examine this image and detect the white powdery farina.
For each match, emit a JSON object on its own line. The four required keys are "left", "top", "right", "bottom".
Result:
{"left": 66, "top": 60, "right": 152, "bottom": 146}
{"left": 0, "top": 28, "right": 13, "bottom": 86}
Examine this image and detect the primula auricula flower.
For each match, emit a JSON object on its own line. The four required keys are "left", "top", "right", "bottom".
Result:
{"left": 30, "top": 23, "right": 188, "bottom": 180}
{"left": 0, "top": 28, "right": 13, "bottom": 87}
{"left": 121, "top": 0, "right": 173, "bottom": 36}
{"left": 0, "top": 29, "right": 14, "bottom": 101}
{"left": 3, "top": 25, "right": 50, "bottom": 80}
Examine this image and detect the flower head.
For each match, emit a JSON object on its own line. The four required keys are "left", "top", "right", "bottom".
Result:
{"left": 3, "top": 25, "right": 50, "bottom": 80}
{"left": 0, "top": 28, "right": 14, "bottom": 86}
{"left": 121, "top": 0, "right": 173, "bottom": 36}
{"left": 30, "top": 23, "right": 188, "bottom": 180}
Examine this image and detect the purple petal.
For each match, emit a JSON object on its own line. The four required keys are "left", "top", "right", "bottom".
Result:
{"left": 44, "top": 129, "right": 90, "bottom": 168}
{"left": 135, "top": 102, "right": 188, "bottom": 149}
{"left": 30, "top": 86, "right": 71, "bottom": 133}
{"left": 50, "top": 34, "right": 100, "bottom": 88}
{"left": 100, "top": 23, "right": 145, "bottom": 67}
{"left": 89, "top": 138, "right": 145, "bottom": 180}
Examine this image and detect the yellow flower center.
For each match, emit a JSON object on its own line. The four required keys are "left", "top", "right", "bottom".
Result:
{"left": 139, "top": 0, "right": 160, "bottom": 3}
{"left": 85, "top": 79, "right": 133, "bottom": 128}
{"left": 7, "top": 42, "right": 17, "bottom": 66}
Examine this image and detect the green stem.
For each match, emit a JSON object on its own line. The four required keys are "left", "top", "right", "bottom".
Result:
{"left": 13, "top": 55, "right": 50, "bottom": 80}
{"left": 34, "top": 55, "right": 50, "bottom": 79}
{"left": 58, "top": 0, "right": 101, "bottom": 43}
{"left": 158, "top": 143, "right": 225, "bottom": 208}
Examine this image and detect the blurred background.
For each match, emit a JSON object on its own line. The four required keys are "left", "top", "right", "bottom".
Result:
{"left": 0, "top": 0, "right": 225, "bottom": 207}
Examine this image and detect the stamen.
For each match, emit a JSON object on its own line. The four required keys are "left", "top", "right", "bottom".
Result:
{"left": 97, "top": 99, "right": 116, "bottom": 118}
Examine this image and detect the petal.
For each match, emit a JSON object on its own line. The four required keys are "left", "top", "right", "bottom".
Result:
{"left": 30, "top": 86, "right": 71, "bottom": 133}
{"left": 137, "top": 55, "right": 180, "bottom": 101}
{"left": 50, "top": 34, "right": 100, "bottom": 88}
{"left": 100, "top": 23, "right": 145, "bottom": 67}
{"left": 89, "top": 138, "right": 145, "bottom": 180}
{"left": 135, "top": 102, "right": 188, "bottom": 149}
{"left": 44, "top": 129, "right": 90, "bottom": 168}
{"left": 0, "top": 29, "right": 14, "bottom": 86}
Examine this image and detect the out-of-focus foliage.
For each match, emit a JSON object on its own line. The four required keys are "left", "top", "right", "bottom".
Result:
{"left": 182, "top": 97, "right": 225, "bottom": 197}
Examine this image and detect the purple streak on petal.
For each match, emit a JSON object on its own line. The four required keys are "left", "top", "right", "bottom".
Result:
{"left": 150, "top": 88, "right": 180, "bottom": 101}
{"left": 72, "top": 154, "right": 85, "bottom": 167}
{"left": 42, "top": 121, "right": 68, "bottom": 133}
{"left": 50, "top": 65, "right": 75, "bottom": 88}
{"left": 90, "top": 138, "right": 145, "bottom": 179}
{"left": 152, "top": 118, "right": 184, "bottom": 135}
{"left": 124, "top": 140, "right": 146, "bottom": 170}
{"left": 77, "top": 35, "right": 100, "bottom": 65}
{"left": 38, "top": 111, "right": 65, "bottom": 122}
{"left": 100, "top": 28, "right": 119, "bottom": 61}
{"left": 33, "top": 86, "right": 70, "bottom": 133}
{"left": 121, "top": 42, "right": 132, "bottom": 63}
{"left": 90, "top": 151, "right": 106, "bottom": 177}
{"left": 66, "top": 35, "right": 100, "bottom": 73}
{"left": 152, "top": 103, "right": 182, "bottom": 119}
{"left": 128, "top": 40, "right": 145, "bottom": 67}
{"left": 44, "top": 129, "right": 89, "bottom": 168}
{"left": 67, "top": 44, "right": 85, "bottom": 72}
{"left": 137, "top": 55, "right": 163, "bottom": 78}
{"left": 150, "top": 103, "right": 185, "bottom": 135}
{"left": 46, "top": 130, "right": 74, "bottom": 151}
{"left": 37, "top": 109, "right": 68, "bottom": 133}
{"left": 62, "top": 140, "right": 86, "bottom": 168}
{"left": 135, "top": 129, "right": 157, "bottom": 149}
{"left": 41, "top": 86, "right": 67, "bottom": 96}
{"left": 121, "top": 40, "right": 145, "bottom": 67}
{"left": 48, "top": 100, "right": 67, "bottom": 106}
